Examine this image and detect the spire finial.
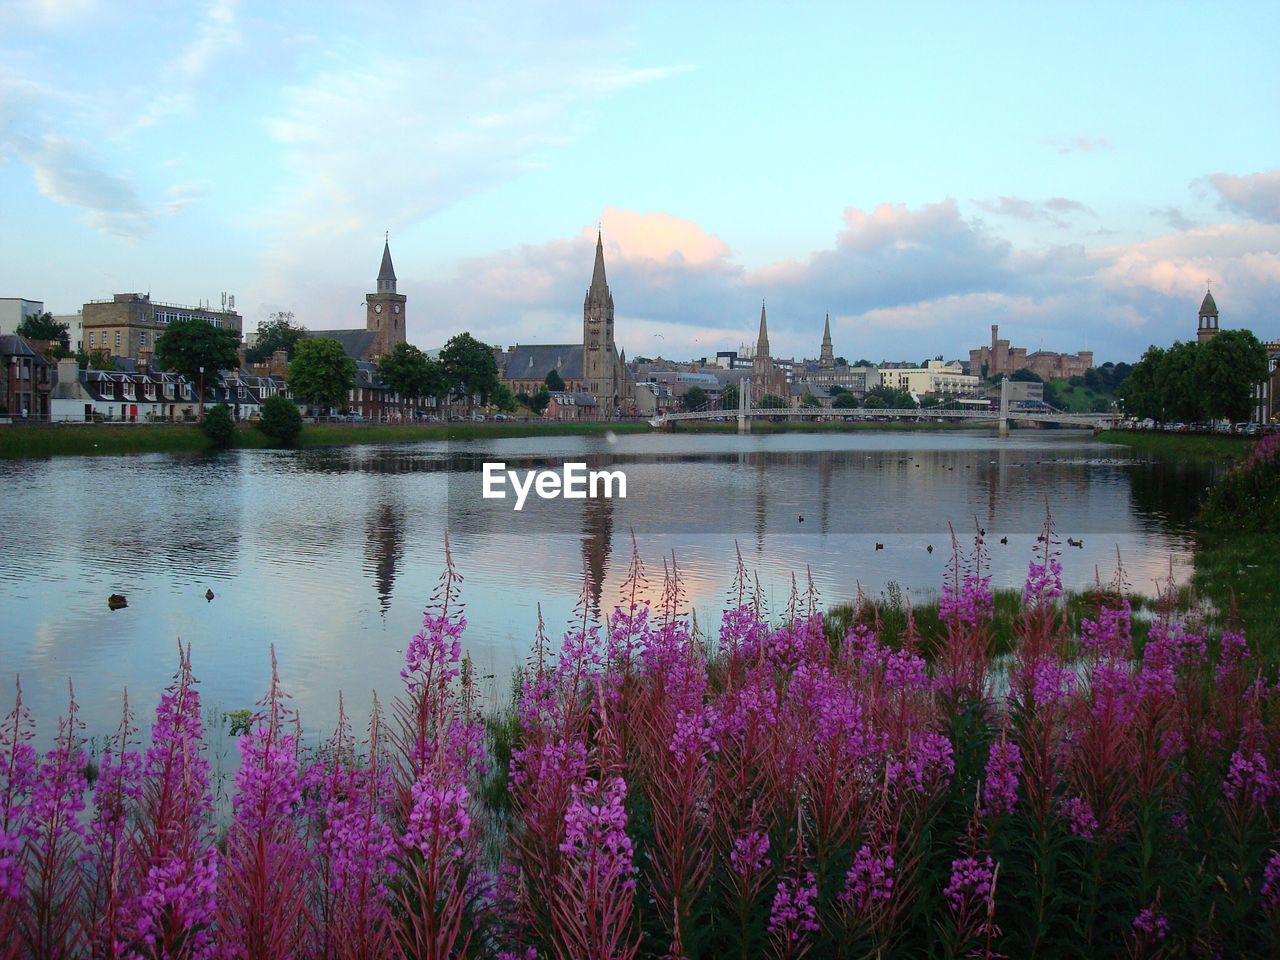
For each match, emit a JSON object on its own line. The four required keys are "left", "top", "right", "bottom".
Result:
{"left": 385, "top": 230, "right": 389, "bottom": 243}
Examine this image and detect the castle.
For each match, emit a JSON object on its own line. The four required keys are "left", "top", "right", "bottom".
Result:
{"left": 968, "top": 324, "right": 1093, "bottom": 382}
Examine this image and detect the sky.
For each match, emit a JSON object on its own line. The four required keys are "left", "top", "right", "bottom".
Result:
{"left": 1, "top": 0, "right": 1278, "bottom": 364}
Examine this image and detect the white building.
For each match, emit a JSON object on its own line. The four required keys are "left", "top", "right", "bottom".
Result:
{"left": 53, "top": 311, "right": 84, "bottom": 351}
{"left": 880, "top": 360, "right": 980, "bottom": 398}
{"left": 0, "top": 298, "right": 44, "bottom": 336}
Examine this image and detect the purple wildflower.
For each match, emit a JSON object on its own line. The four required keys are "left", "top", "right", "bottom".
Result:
{"left": 1133, "top": 904, "right": 1169, "bottom": 942}
{"left": 840, "top": 844, "right": 895, "bottom": 912}
{"left": 944, "top": 855, "right": 995, "bottom": 913}
{"left": 729, "top": 830, "right": 770, "bottom": 876}
{"left": 1262, "top": 850, "right": 1280, "bottom": 911}
{"left": 981, "top": 739, "right": 1021, "bottom": 817}
{"left": 769, "top": 869, "right": 820, "bottom": 943}
{"left": 1061, "top": 796, "right": 1097, "bottom": 839}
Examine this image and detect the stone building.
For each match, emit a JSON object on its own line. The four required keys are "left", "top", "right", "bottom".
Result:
{"left": 306, "top": 238, "right": 408, "bottom": 362}
{"left": 0, "top": 334, "right": 52, "bottom": 418}
{"left": 496, "top": 232, "right": 635, "bottom": 417}
{"left": 81, "top": 293, "right": 242, "bottom": 361}
{"left": 968, "top": 324, "right": 1092, "bottom": 381}
{"left": 750, "top": 302, "right": 789, "bottom": 400}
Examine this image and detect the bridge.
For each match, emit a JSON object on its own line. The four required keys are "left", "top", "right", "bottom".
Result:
{"left": 648, "top": 377, "right": 1117, "bottom": 433}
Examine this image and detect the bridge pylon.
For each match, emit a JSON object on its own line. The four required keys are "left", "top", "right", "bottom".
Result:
{"left": 998, "top": 377, "right": 1010, "bottom": 436}
{"left": 738, "top": 376, "right": 751, "bottom": 435}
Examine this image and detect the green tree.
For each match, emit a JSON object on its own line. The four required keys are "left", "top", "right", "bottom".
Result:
{"left": 491, "top": 382, "right": 518, "bottom": 413}
{"left": 1157, "top": 341, "right": 1204, "bottom": 423}
{"left": 1122, "top": 346, "right": 1165, "bottom": 422}
{"left": 245, "top": 311, "right": 306, "bottom": 364}
{"left": 202, "top": 403, "right": 235, "bottom": 449}
{"left": 529, "top": 386, "right": 551, "bottom": 415}
{"left": 865, "top": 385, "right": 917, "bottom": 409}
{"left": 800, "top": 393, "right": 821, "bottom": 408}
{"left": 833, "top": 393, "right": 860, "bottom": 409}
{"left": 16, "top": 312, "right": 70, "bottom": 350}
{"left": 439, "top": 333, "right": 500, "bottom": 410}
{"left": 1010, "top": 368, "right": 1043, "bottom": 383}
{"left": 288, "top": 337, "right": 356, "bottom": 413}
{"left": 759, "top": 393, "right": 787, "bottom": 409}
{"left": 377, "top": 342, "right": 431, "bottom": 408}
{"left": 544, "top": 368, "right": 566, "bottom": 392}
{"left": 258, "top": 394, "right": 303, "bottom": 447}
{"left": 75, "top": 349, "right": 115, "bottom": 371}
{"left": 1197, "top": 329, "right": 1269, "bottom": 422}
{"left": 684, "top": 386, "right": 709, "bottom": 410}
{"left": 155, "top": 318, "right": 241, "bottom": 383}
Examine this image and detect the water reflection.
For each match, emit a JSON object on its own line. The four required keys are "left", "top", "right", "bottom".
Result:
{"left": 0, "top": 430, "right": 1220, "bottom": 737}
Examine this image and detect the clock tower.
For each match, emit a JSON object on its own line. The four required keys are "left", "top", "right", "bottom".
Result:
{"left": 366, "top": 236, "right": 407, "bottom": 359}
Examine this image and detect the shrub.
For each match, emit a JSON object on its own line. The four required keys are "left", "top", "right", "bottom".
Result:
{"left": 1201, "top": 432, "right": 1280, "bottom": 532}
{"left": 258, "top": 394, "right": 303, "bottom": 447}
{"left": 201, "top": 403, "right": 235, "bottom": 449}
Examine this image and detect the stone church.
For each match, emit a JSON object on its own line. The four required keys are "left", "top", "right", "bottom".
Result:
{"left": 497, "top": 231, "right": 636, "bottom": 417}
{"left": 306, "top": 238, "right": 408, "bottom": 362}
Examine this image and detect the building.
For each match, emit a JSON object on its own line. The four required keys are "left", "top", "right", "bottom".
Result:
{"left": 750, "top": 302, "right": 789, "bottom": 400}
{"left": 53, "top": 311, "right": 83, "bottom": 351}
{"left": 0, "top": 335, "right": 52, "bottom": 418}
{"left": 968, "top": 324, "right": 1093, "bottom": 382}
{"left": 496, "top": 232, "right": 636, "bottom": 418}
{"left": 305, "top": 238, "right": 408, "bottom": 363}
{"left": 0, "top": 299, "right": 44, "bottom": 337}
{"left": 82, "top": 293, "right": 243, "bottom": 360}
{"left": 818, "top": 313, "right": 835, "bottom": 370}
{"left": 881, "top": 360, "right": 981, "bottom": 398}
{"left": 545, "top": 391, "right": 599, "bottom": 421}
{"left": 1196, "top": 288, "right": 1219, "bottom": 343}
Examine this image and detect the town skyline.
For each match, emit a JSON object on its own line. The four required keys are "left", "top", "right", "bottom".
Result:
{"left": 2, "top": 1, "right": 1278, "bottom": 363}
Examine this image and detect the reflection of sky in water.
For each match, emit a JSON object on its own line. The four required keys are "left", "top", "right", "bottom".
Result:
{"left": 0, "top": 430, "right": 1215, "bottom": 737}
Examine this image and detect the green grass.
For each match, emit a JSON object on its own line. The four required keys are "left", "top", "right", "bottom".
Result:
{"left": 0, "top": 419, "right": 653, "bottom": 459}
{"left": 1192, "top": 531, "right": 1280, "bottom": 668}
{"left": 1095, "top": 428, "right": 1252, "bottom": 461}
{"left": 1047, "top": 378, "right": 1116, "bottom": 414}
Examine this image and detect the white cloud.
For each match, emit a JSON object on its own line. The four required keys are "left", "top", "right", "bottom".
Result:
{"left": 17, "top": 133, "right": 154, "bottom": 238}
{"left": 1202, "top": 169, "right": 1280, "bottom": 224}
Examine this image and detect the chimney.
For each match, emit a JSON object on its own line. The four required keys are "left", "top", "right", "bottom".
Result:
{"left": 270, "top": 348, "right": 289, "bottom": 378}
{"left": 56, "top": 358, "right": 80, "bottom": 386}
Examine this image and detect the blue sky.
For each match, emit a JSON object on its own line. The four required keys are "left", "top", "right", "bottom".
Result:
{"left": 2, "top": 0, "right": 1277, "bottom": 363}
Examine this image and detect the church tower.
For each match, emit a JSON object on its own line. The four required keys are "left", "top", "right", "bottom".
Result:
{"left": 366, "top": 237, "right": 407, "bottom": 359}
{"left": 753, "top": 301, "right": 774, "bottom": 398}
{"left": 583, "top": 231, "right": 619, "bottom": 413}
{"left": 1197, "top": 287, "right": 1219, "bottom": 343}
{"left": 819, "top": 313, "right": 835, "bottom": 369}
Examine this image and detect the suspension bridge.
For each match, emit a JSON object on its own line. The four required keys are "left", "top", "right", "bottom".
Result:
{"left": 648, "top": 378, "right": 1118, "bottom": 433}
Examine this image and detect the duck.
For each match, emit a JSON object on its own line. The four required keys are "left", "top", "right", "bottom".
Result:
{"left": 205, "top": 588, "right": 215, "bottom": 602}
{"left": 1000, "top": 536, "right": 1008, "bottom": 545}
{"left": 926, "top": 545, "right": 933, "bottom": 554}
{"left": 798, "top": 515, "right": 804, "bottom": 523}
{"left": 108, "top": 593, "right": 127, "bottom": 611}
{"left": 874, "top": 543, "right": 884, "bottom": 551}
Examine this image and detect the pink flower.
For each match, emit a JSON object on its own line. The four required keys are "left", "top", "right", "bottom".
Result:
{"left": 981, "top": 739, "right": 1021, "bottom": 817}
{"left": 944, "top": 855, "right": 995, "bottom": 913}
{"left": 729, "top": 830, "right": 770, "bottom": 876}
{"left": 1133, "top": 903, "right": 1169, "bottom": 942}
{"left": 769, "top": 869, "right": 820, "bottom": 942}
{"left": 840, "top": 844, "right": 895, "bottom": 912}
{"left": 1262, "top": 850, "right": 1280, "bottom": 910}
{"left": 560, "top": 777, "right": 636, "bottom": 890}
{"left": 1061, "top": 796, "right": 1097, "bottom": 839}
{"left": 1223, "top": 750, "right": 1275, "bottom": 805}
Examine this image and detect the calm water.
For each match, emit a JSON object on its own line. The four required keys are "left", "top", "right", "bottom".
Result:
{"left": 0, "top": 430, "right": 1215, "bottom": 736}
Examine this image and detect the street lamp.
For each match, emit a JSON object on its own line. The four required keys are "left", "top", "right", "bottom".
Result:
{"left": 198, "top": 365, "right": 205, "bottom": 423}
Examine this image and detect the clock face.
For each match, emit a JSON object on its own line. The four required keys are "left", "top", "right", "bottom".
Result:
{"left": 374, "top": 303, "right": 383, "bottom": 314}
{"left": 393, "top": 305, "right": 400, "bottom": 314}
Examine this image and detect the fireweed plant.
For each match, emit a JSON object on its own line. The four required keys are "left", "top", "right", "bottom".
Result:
{"left": 1, "top": 520, "right": 1279, "bottom": 958}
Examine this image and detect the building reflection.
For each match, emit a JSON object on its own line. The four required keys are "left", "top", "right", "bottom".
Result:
{"left": 365, "top": 500, "right": 405, "bottom": 611}
{"left": 580, "top": 489, "right": 615, "bottom": 616}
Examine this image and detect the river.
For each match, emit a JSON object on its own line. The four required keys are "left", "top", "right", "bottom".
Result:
{"left": 0, "top": 429, "right": 1215, "bottom": 737}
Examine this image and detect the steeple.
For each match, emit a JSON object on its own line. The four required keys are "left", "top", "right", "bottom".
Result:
{"left": 1197, "top": 285, "right": 1219, "bottom": 343}
{"left": 756, "top": 301, "right": 770, "bottom": 357}
{"left": 819, "top": 312, "right": 834, "bottom": 369}
{"left": 377, "top": 236, "right": 397, "bottom": 294}
{"left": 586, "top": 230, "right": 611, "bottom": 307}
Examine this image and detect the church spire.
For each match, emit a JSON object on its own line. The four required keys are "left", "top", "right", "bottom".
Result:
{"left": 819, "top": 312, "right": 834, "bottom": 369}
{"left": 377, "top": 236, "right": 397, "bottom": 294}
{"left": 756, "top": 301, "right": 770, "bottom": 357}
{"left": 586, "top": 229, "right": 610, "bottom": 306}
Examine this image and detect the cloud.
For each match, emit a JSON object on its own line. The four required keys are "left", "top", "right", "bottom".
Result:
{"left": 1151, "top": 206, "right": 1195, "bottom": 231}
{"left": 1042, "top": 135, "right": 1115, "bottom": 155}
{"left": 973, "top": 195, "right": 1095, "bottom": 228}
{"left": 16, "top": 134, "right": 154, "bottom": 238}
{"left": 1202, "top": 169, "right": 1280, "bottom": 224}
{"left": 0, "top": 0, "right": 101, "bottom": 28}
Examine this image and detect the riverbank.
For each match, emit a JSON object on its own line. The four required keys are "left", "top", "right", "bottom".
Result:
{"left": 0, "top": 419, "right": 653, "bottom": 458}
{"left": 671, "top": 418, "right": 994, "bottom": 434}
{"left": 1095, "top": 428, "right": 1252, "bottom": 461}
{"left": 1098, "top": 429, "right": 1278, "bottom": 663}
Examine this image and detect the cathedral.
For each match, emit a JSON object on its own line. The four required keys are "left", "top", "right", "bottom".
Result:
{"left": 497, "top": 231, "right": 635, "bottom": 417}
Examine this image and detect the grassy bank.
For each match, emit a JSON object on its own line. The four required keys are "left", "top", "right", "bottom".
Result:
{"left": 1095, "top": 428, "right": 1252, "bottom": 461}
{"left": 0, "top": 419, "right": 653, "bottom": 458}
{"left": 1192, "top": 531, "right": 1280, "bottom": 667}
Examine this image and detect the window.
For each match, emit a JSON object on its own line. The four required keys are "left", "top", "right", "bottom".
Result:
{"left": 115, "top": 332, "right": 121, "bottom": 348}
{"left": 88, "top": 332, "right": 95, "bottom": 347}
{"left": 140, "top": 332, "right": 147, "bottom": 348}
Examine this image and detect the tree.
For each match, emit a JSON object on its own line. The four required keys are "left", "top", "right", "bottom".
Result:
{"left": 377, "top": 343, "right": 431, "bottom": 408}
{"left": 719, "top": 383, "right": 739, "bottom": 410}
{"left": 491, "top": 382, "right": 518, "bottom": 413}
{"left": 865, "top": 385, "right": 917, "bottom": 409}
{"left": 544, "top": 368, "right": 566, "bottom": 392}
{"left": 75, "top": 349, "right": 115, "bottom": 371}
{"left": 1083, "top": 367, "right": 1103, "bottom": 390}
{"left": 1010, "top": 368, "right": 1042, "bottom": 383}
{"left": 1122, "top": 346, "right": 1165, "bottom": 422}
{"left": 258, "top": 394, "right": 303, "bottom": 446}
{"left": 439, "top": 333, "right": 500, "bottom": 410}
{"left": 16, "top": 312, "right": 70, "bottom": 350}
{"left": 683, "top": 386, "right": 708, "bottom": 411}
{"left": 246, "top": 312, "right": 306, "bottom": 364}
{"left": 202, "top": 404, "right": 235, "bottom": 449}
{"left": 759, "top": 393, "right": 787, "bottom": 409}
{"left": 1197, "top": 329, "right": 1269, "bottom": 422}
{"left": 529, "top": 386, "right": 551, "bottom": 415}
{"left": 1157, "top": 341, "right": 1203, "bottom": 423}
{"left": 800, "top": 393, "right": 821, "bottom": 408}
{"left": 833, "top": 393, "right": 860, "bottom": 409}
{"left": 289, "top": 337, "right": 356, "bottom": 413}
{"left": 155, "top": 318, "right": 241, "bottom": 383}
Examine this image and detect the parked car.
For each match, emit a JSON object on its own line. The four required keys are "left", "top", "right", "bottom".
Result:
{"left": 470, "top": 414, "right": 486, "bottom": 422}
